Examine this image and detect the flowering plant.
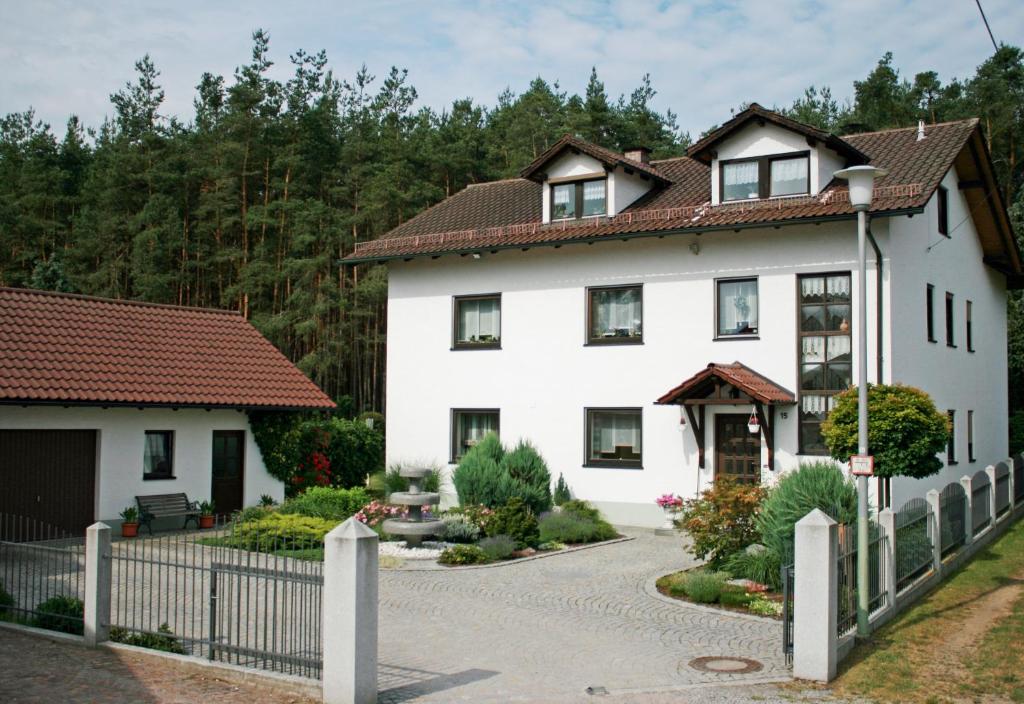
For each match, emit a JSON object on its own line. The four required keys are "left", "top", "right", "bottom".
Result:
{"left": 655, "top": 493, "right": 684, "bottom": 511}
{"left": 353, "top": 500, "right": 432, "bottom": 527}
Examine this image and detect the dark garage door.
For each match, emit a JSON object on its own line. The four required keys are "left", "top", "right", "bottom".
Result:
{"left": 0, "top": 430, "right": 97, "bottom": 535}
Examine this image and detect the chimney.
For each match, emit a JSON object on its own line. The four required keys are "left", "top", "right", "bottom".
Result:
{"left": 624, "top": 146, "right": 651, "bottom": 164}
{"left": 916, "top": 119, "right": 926, "bottom": 142}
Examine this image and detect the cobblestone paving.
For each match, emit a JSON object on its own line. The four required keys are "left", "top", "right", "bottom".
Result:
{"left": 376, "top": 528, "right": 789, "bottom": 702}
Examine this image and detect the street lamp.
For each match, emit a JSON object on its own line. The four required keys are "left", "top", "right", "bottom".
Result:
{"left": 834, "top": 164, "right": 888, "bottom": 637}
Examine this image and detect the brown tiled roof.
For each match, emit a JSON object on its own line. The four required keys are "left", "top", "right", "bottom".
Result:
{"left": 655, "top": 362, "right": 795, "bottom": 406}
{"left": 520, "top": 134, "right": 671, "bottom": 184}
{"left": 0, "top": 288, "right": 335, "bottom": 409}
{"left": 344, "top": 118, "right": 1015, "bottom": 272}
{"left": 687, "top": 103, "right": 869, "bottom": 165}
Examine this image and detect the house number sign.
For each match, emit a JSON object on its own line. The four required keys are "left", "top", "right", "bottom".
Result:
{"left": 850, "top": 455, "right": 874, "bottom": 476}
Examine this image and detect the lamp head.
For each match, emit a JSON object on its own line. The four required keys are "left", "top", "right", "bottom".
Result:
{"left": 834, "top": 165, "right": 889, "bottom": 211}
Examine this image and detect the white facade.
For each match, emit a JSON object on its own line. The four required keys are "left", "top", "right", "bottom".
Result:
{"left": 541, "top": 152, "right": 655, "bottom": 223}
{"left": 0, "top": 405, "right": 282, "bottom": 523}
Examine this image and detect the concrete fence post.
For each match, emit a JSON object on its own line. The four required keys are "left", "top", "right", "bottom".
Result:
{"left": 1007, "top": 458, "right": 1016, "bottom": 511}
{"left": 877, "top": 508, "right": 897, "bottom": 610}
{"left": 83, "top": 522, "right": 111, "bottom": 647}
{"left": 960, "top": 475, "right": 973, "bottom": 546}
{"left": 322, "top": 518, "right": 379, "bottom": 704}
{"left": 793, "top": 509, "right": 838, "bottom": 682}
{"left": 986, "top": 465, "right": 998, "bottom": 523}
{"left": 925, "top": 489, "right": 942, "bottom": 574}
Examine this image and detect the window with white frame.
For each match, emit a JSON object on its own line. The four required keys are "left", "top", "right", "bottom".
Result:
{"left": 716, "top": 278, "right": 759, "bottom": 336}
{"left": 453, "top": 294, "right": 501, "bottom": 348}
{"left": 586, "top": 408, "right": 642, "bottom": 468}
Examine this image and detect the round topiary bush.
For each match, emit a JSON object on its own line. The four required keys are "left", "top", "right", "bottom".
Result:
{"left": 485, "top": 497, "right": 539, "bottom": 549}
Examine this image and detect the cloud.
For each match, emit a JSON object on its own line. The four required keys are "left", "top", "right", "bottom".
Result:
{"left": 1, "top": 0, "right": 1021, "bottom": 138}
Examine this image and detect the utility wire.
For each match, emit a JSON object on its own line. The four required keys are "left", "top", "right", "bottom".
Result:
{"left": 975, "top": 0, "right": 999, "bottom": 52}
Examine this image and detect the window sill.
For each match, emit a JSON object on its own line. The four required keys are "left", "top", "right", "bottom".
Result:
{"left": 584, "top": 461, "right": 643, "bottom": 470}
{"left": 143, "top": 475, "right": 177, "bottom": 481}
{"left": 451, "top": 344, "right": 501, "bottom": 351}
{"left": 714, "top": 334, "right": 760, "bottom": 341}
{"left": 585, "top": 339, "right": 643, "bottom": 347}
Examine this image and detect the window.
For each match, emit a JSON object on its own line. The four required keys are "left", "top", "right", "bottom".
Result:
{"left": 587, "top": 285, "right": 642, "bottom": 344}
{"left": 451, "top": 409, "right": 499, "bottom": 462}
{"left": 551, "top": 178, "right": 606, "bottom": 220}
{"left": 966, "top": 300, "right": 974, "bottom": 352}
{"left": 453, "top": 294, "right": 501, "bottom": 349}
{"left": 967, "top": 410, "right": 975, "bottom": 462}
{"left": 143, "top": 431, "right": 174, "bottom": 480}
{"left": 945, "top": 292, "right": 955, "bottom": 347}
{"left": 926, "top": 284, "right": 936, "bottom": 342}
{"left": 716, "top": 278, "right": 759, "bottom": 337}
{"left": 937, "top": 185, "right": 949, "bottom": 236}
{"left": 586, "top": 408, "right": 642, "bottom": 468}
{"left": 721, "top": 152, "right": 809, "bottom": 202}
{"left": 947, "top": 410, "right": 957, "bottom": 464}
{"left": 798, "top": 273, "right": 852, "bottom": 454}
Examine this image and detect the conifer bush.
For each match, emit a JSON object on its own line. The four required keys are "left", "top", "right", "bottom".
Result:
{"left": 485, "top": 497, "right": 539, "bottom": 549}
{"left": 452, "top": 433, "right": 552, "bottom": 514}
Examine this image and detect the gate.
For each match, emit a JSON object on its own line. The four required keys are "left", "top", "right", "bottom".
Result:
{"left": 781, "top": 563, "right": 794, "bottom": 665}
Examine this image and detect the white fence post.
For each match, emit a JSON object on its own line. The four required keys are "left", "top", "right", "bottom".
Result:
{"left": 925, "top": 489, "right": 942, "bottom": 573}
{"left": 960, "top": 475, "right": 973, "bottom": 546}
{"left": 877, "top": 508, "right": 897, "bottom": 609}
{"left": 793, "top": 509, "right": 838, "bottom": 682}
{"left": 83, "top": 522, "right": 111, "bottom": 647}
{"left": 1008, "top": 458, "right": 1016, "bottom": 511}
{"left": 322, "top": 518, "right": 379, "bottom": 704}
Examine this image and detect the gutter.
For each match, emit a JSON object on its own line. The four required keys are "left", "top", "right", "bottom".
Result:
{"left": 340, "top": 208, "right": 926, "bottom": 266}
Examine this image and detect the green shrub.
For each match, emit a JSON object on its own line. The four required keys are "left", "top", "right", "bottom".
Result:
{"left": 676, "top": 478, "right": 767, "bottom": 568}
{"left": 33, "top": 595, "right": 84, "bottom": 634}
{"left": 560, "top": 499, "right": 604, "bottom": 522}
{"left": 279, "top": 486, "right": 371, "bottom": 521}
{"left": 486, "top": 497, "right": 539, "bottom": 549}
{"left": 748, "top": 594, "right": 783, "bottom": 617}
{"left": 821, "top": 384, "right": 949, "bottom": 479}
{"left": 258, "top": 494, "right": 276, "bottom": 507}
{"left": 478, "top": 535, "right": 516, "bottom": 561}
{"left": 452, "top": 434, "right": 552, "bottom": 514}
{"left": 724, "top": 545, "right": 782, "bottom": 590}
{"left": 0, "top": 582, "right": 14, "bottom": 616}
{"left": 681, "top": 571, "right": 729, "bottom": 604}
{"left": 758, "top": 461, "right": 857, "bottom": 566}
{"left": 553, "top": 473, "right": 571, "bottom": 506}
{"left": 538, "top": 511, "right": 616, "bottom": 544}
{"left": 720, "top": 586, "right": 755, "bottom": 608}
{"left": 1010, "top": 410, "right": 1024, "bottom": 455}
{"left": 438, "top": 544, "right": 490, "bottom": 565}
{"left": 439, "top": 513, "right": 481, "bottom": 544}
{"left": 223, "top": 513, "right": 337, "bottom": 552}
{"left": 234, "top": 505, "right": 273, "bottom": 524}
{"left": 443, "top": 504, "right": 494, "bottom": 533}
{"left": 110, "top": 623, "right": 185, "bottom": 654}
{"left": 538, "top": 541, "right": 565, "bottom": 551}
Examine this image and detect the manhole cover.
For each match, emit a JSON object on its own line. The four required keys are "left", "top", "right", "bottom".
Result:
{"left": 687, "top": 656, "right": 763, "bottom": 674}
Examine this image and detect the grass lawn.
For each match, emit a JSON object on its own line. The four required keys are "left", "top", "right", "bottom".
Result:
{"left": 830, "top": 517, "right": 1024, "bottom": 703}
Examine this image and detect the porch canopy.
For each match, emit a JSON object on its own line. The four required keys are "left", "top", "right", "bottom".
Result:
{"left": 655, "top": 361, "right": 795, "bottom": 471}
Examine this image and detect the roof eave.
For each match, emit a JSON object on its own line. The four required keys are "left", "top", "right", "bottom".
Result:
{"left": 0, "top": 398, "right": 337, "bottom": 411}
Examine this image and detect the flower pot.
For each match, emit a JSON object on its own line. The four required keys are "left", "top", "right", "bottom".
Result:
{"left": 121, "top": 522, "right": 139, "bottom": 538}
{"left": 199, "top": 515, "right": 215, "bottom": 529}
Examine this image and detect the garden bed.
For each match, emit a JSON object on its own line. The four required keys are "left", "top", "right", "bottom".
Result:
{"left": 655, "top": 569, "right": 783, "bottom": 619}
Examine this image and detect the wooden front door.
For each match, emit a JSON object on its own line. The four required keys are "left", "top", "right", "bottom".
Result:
{"left": 211, "top": 431, "right": 245, "bottom": 516}
{"left": 714, "top": 414, "right": 761, "bottom": 484}
{"left": 0, "top": 429, "right": 96, "bottom": 535}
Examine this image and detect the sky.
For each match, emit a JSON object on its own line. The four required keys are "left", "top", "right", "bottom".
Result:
{"left": 1, "top": 0, "right": 1022, "bottom": 140}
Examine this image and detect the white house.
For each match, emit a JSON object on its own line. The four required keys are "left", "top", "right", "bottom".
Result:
{"left": 345, "top": 104, "right": 1021, "bottom": 527}
{"left": 0, "top": 288, "right": 336, "bottom": 532}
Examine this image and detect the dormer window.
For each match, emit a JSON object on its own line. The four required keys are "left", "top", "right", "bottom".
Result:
{"left": 721, "top": 152, "right": 810, "bottom": 202}
{"left": 551, "top": 178, "right": 607, "bottom": 220}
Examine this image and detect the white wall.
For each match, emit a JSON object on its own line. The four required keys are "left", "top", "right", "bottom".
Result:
{"left": 886, "top": 166, "right": 1009, "bottom": 506}
{"left": 0, "top": 406, "right": 283, "bottom": 522}
{"left": 386, "top": 220, "right": 891, "bottom": 526}
{"left": 611, "top": 167, "right": 653, "bottom": 214}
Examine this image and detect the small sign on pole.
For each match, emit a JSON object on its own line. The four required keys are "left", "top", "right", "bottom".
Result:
{"left": 850, "top": 455, "right": 874, "bottom": 476}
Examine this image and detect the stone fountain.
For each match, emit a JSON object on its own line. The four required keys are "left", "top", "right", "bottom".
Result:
{"left": 381, "top": 467, "right": 443, "bottom": 548}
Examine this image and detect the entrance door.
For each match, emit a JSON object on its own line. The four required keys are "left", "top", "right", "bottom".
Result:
{"left": 714, "top": 414, "right": 761, "bottom": 484}
{"left": 211, "top": 431, "right": 245, "bottom": 516}
{"left": 0, "top": 429, "right": 96, "bottom": 534}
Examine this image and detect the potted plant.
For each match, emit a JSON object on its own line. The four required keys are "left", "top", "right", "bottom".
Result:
{"left": 120, "top": 506, "right": 139, "bottom": 537}
{"left": 198, "top": 500, "right": 215, "bottom": 529}
{"left": 655, "top": 493, "right": 684, "bottom": 533}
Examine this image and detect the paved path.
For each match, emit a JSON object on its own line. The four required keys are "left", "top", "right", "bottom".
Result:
{"left": 376, "top": 528, "right": 789, "bottom": 702}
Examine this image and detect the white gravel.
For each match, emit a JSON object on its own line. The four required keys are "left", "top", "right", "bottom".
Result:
{"left": 378, "top": 540, "right": 453, "bottom": 560}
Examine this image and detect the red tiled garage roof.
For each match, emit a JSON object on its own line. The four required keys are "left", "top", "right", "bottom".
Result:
{"left": 655, "top": 362, "right": 795, "bottom": 406}
{"left": 0, "top": 288, "right": 336, "bottom": 409}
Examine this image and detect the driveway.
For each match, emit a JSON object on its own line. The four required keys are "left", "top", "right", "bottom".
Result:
{"left": 376, "top": 528, "right": 788, "bottom": 702}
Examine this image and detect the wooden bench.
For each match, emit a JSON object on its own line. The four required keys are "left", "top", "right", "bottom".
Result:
{"left": 135, "top": 493, "right": 200, "bottom": 534}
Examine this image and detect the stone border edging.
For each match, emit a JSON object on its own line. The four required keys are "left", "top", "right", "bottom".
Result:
{"left": 392, "top": 534, "right": 635, "bottom": 571}
{"left": 642, "top": 573, "right": 782, "bottom": 624}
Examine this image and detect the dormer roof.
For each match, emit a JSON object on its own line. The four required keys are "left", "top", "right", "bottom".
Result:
{"left": 686, "top": 103, "right": 869, "bottom": 166}
{"left": 519, "top": 133, "right": 672, "bottom": 185}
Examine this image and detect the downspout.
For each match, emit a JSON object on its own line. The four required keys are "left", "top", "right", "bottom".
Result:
{"left": 866, "top": 218, "right": 888, "bottom": 506}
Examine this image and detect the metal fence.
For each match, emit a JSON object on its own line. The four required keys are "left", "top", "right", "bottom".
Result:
{"left": 781, "top": 563, "right": 794, "bottom": 664}
{"left": 836, "top": 522, "right": 887, "bottom": 637}
{"left": 972, "top": 470, "right": 992, "bottom": 536}
{"left": 939, "top": 482, "right": 967, "bottom": 557}
{"left": 995, "top": 462, "right": 1012, "bottom": 518}
{"left": 107, "top": 516, "right": 324, "bottom": 679}
{"left": 894, "top": 498, "right": 934, "bottom": 592}
{"left": 1015, "top": 455, "right": 1024, "bottom": 504}
{"left": 0, "top": 515, "right": 86, "bottom": 634}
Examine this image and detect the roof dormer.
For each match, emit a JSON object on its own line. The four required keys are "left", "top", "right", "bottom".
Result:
{"left": 688, "top": 104, "right": 868, "bottom": 206}
{"left": 521, "top": 134, "right": 671, "bottom": 224}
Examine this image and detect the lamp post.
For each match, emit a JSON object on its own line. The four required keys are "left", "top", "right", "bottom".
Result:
{"left": 834, "top": 164, "right": 888, "bottom": 637}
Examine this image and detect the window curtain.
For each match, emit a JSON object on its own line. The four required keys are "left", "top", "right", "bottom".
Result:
{"left": 144, "top": 432, "right": 168, "bottom": 474}
{"left": 461, "top": 413, "right": 496, "bottom": 446}
{"left": 827, "top": 275, "right": 850, "bottom": 300}
{"left": 459, "top": 299, "right": 499, "bottom": 341}
{"left": 770, "top": 157, "right": 808, "bottom": 195}
{"left": 594, "top": 289, "right": 640, "bottom": 337}
{"left": 718, "top": 280, "right": 758, "bottom": 333}
{"left": 592, "top": 413, "right": 640, "bottom": 454}
{"left": 723, "top": 161, "right": 758, "bottom": 186}
{"left": 552, "top": 184, "right": 573, "bottom": 218}
{"left": 801, "top": 276, "right": 826, "bottom": 302}
{"left": 582, "top": 180, "right": 606, "bottom": 216}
